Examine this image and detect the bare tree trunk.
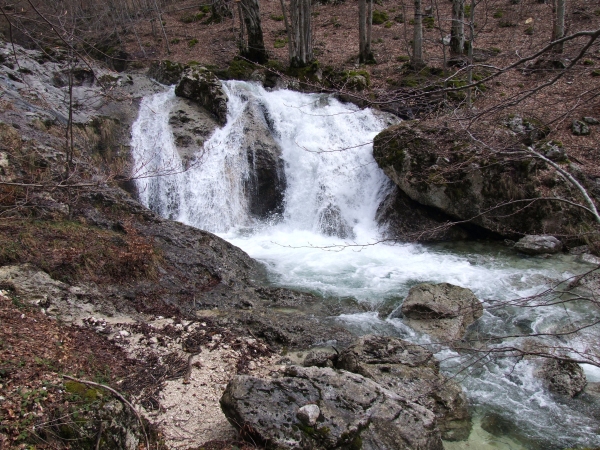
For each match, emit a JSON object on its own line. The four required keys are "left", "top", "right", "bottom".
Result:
{"left": 450, "top": 0, "right": 464, "bottom": 56}
{"left": 279, "top": 0, "right": 294, "bottom": 62}
{"left": 359, "top": 0, "right": 374, "bottom": 63}
{"left": 239, "top": 0, "right": 268, "bottom": 63}
{"left": 552, "top": 0, "right": 565, "bottom": 53}
{"left": 289, "top": 0, "right": 313, "bottom": 67}
{"left": 411, "top": 0, "right": 424, "bottom": 68}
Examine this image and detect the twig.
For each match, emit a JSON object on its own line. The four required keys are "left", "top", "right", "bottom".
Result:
{"left": 63, "top": 375, "right": 150, "bottom": 450}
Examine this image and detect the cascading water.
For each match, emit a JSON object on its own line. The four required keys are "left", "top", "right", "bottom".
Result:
{"left": 131, "top": 81, "right": 600, "bottom": 449}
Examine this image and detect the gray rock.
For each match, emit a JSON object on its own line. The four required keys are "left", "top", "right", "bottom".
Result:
{"left": 373, "top": 121, "right": 591, "bottom": 238}
{"left": 540, "top": 359, "right": 586, "bottom": 397}
{"left": 220, "top": 365, "right": 443, "bottom": 450}
{"left": 514, "top": 235, "right": 563, "bottom": 255}
{"left": 576, "top": 253, "right": 600, "bottom": 265}
{"left": 540, "top": 140, "right": 567, "bottom": 162}
{"left": 238, "top": 98, "right": 286, "bottom": 219}
{"left": 304, "top": 350, "right": 337, "bottom": 368}
{"left": 297, "top": 404, "right": 320, "bottom": 426}
{"left": 582, "top": 116, "right": 599, "bottom": 125}
{"left": 336, "top": 335, "right": 472, "bottom": 441}
{"left": 572, "top": 120, "right": 590, "bottom": 136}
{"left": 398, "top": 283, "right": 483, "bottom": 342}
{"left": 175, "top": 66, "right": 228, "bottom": 125}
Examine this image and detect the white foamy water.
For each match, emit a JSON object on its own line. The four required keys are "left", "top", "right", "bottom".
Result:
{"left": 131, "top": 81, "right": 600, "bottom": 449}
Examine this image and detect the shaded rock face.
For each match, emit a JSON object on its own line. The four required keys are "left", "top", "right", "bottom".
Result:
{"left": 541, "top": 359, "right": 587, "bottom": 397}
{"left": 397, "top": 283, "right": 483, "bottom": 342}
{"left": 376, "top": 186, "right": 472, "bottom": 241}
{"left": 220, "top": 365, "right": 443, "bottom": 450}
{"left": 175, "top": 66, "right": 228, "bottom": 125}
{"left": 514, "top": 235, "right": 563, "bottom": 255}
{"left": 336, "top": 335, "right": 472, "bottom": 441}
{"left": 241, "top": 99, "right": 286, "bottom": 220}
{"left": 373, "top": 121, "right": 592, "bottom": 238}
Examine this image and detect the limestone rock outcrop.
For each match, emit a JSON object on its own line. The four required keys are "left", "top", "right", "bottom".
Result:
{"left": 396, "top": 283, "right": 483, "bottom": 342}
{"left": 337, "top": 335, "right": 472, "bottom": 441}
{"left": 373, "top": 120, "right": 594, "bottom": 238}
{"left": 220, "top": 365, "right": 444, "bottom": 450}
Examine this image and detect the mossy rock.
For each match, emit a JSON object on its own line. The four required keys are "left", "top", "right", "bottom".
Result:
{"left": 147, "top": 60, "right": 187, "bottom": 85}
{"left": 373, "top": 120, "right": 594, "bottom": 238}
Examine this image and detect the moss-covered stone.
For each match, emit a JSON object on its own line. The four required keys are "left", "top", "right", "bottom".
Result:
{"left": 373, "top": 120, "right": 594, "bottom": 239}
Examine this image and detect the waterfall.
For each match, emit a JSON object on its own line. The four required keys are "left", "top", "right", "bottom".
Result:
{"left": 131, "top": 81, "right": 392, "bottom": 235}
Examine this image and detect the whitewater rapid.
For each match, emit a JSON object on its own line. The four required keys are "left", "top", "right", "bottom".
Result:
{"left": 131, "top": 81, "right": 600, "bottom": 449}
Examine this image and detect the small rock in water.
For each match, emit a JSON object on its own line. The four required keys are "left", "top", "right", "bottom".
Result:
{"left": 297, "top": 404, "right": 320, "bottom": 426}
{"left": 540, "top": 359, "right": 586, "bottom": 397}
{"left": 514, "top": 235, "right": 562, "bottom": 255}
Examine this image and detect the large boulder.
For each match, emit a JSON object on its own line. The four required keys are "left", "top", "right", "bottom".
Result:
{"left": 336, "top": 335, "right": 472, "bottom": 441}
{"left": 373, "top": 120, "right": 594, "bottom": 238}
{"left": 540, "top": 359, "right": 587, "bottom": 397}
{"left": 397, "top": 283, "right": 483, "bottom": 342}
{"left": 220, "top": 365, "right": 443, "bottom": 450}
{"left": 514, "top": 235, "right": 563, "bottom": 255}
{"left": 175, "top": 66, "right": 228, "bottom": 125}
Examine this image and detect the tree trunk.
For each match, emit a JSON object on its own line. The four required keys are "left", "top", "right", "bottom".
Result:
{"left": 288, "top": 0, "right": 313, "bottom": 67}
{"left": 552, "top": 0, "right": 565, "bottom": 53}
{"left": 239, "top": 0, "right": 268, "bottom": 63}
{"left": 358, "top": 0, "right": 374, "bottom": 63}
{"left": 450, "top": 0, "right": 464, "bottom": 56}
{"left": 411, "top": 0, "right": 424, "bottom": 68}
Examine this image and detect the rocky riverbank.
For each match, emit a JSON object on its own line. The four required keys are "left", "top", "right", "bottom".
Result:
{"left": 1, "top": 40, "right": 599, "bottom": 450}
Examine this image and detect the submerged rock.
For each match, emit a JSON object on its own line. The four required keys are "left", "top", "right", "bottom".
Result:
{"left": 398, "top": 283, "right": 483, "bottom": 342}
{"left": 220, "top": 365, "right": 443, "bottom": 450}
{"left": 336, "top": 335, "right": 472, "bottom": 441}
{"left": 540, "top": 359, "right": 587, "bottom": 397}
{"left": 514, "top": 235, "right": 563, "bottom": 255}
{"left": 175, "top": 66, "right": 228, "bottom": 125}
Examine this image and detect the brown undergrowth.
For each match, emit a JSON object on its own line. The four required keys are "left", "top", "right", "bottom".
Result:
{"left": 0, "top": 219, "right": 161, "bottom": 284}
{"left": 0, "top": 290, "right": 163, "bottom": 449}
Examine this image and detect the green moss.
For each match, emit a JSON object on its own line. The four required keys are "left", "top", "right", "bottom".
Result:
{"left": 384, "top": 21, "right": 393, "bottom": 28}
{"left": 223, "top": 58, "right": 256, "bottom": 80}
{"left": 394, "top": 13, "right": 404, "bottom": 23}
{"left": 64, "top": 381, "right": 102, "bottom": 403}
{"left": 525, "top": 26, "right": 534, "bottom": 35}
{"left": 493, "top": 10, "right": 503, "bottom": 18}
{"left": 270, "top": 14, "right": 284, "bottom": 21}
{"left": 583, "top": 60, "right": 595, "bottom": 66}
{"left": 423, "top": 16, "right": 435, "bottom": 29}
{"left": 372, "top": 10, "right": 389, "bottom": 25}
{"left": 592, "top": 70, "right": 600, "bottom": 77}
{"left": 188, "top": 38, "right": 199, "bottom": 48}
{"left": 274, "top": 38, "right": 288, "bottom": 48}
{"left": 396, "top": 55, "right": 410, "bottom": 62}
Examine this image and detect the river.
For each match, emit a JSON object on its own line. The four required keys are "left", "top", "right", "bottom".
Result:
{"left": 131, "top": 81, "right": 600, "bottom": 449}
